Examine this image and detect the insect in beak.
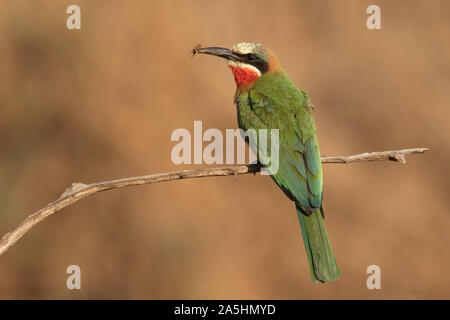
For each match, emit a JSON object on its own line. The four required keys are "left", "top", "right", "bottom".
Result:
{"left": 191, "top": 43, "right": 202, "bottom": 58}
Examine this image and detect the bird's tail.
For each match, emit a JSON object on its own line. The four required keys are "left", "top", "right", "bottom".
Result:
{"left": 296, "top": 204, "right": 340, "bottom": 283}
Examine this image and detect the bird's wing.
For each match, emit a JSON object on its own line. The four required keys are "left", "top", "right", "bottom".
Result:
{"left": 244, "top": 89, "right": 323, "bottom": 213}
{"left": 276, "top": 134, "right": 323, "bottom": 211}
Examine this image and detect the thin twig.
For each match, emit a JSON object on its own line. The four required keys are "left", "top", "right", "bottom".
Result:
{"left": 0, "top": 147, "right": 428, "bottom": 256}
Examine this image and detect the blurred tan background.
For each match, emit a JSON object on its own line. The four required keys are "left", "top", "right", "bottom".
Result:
{"left": 0, "top": 0, "right": 449, "bottom": 299}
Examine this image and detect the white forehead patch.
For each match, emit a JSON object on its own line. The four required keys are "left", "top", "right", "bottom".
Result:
{"left": 231, "top": 42, "right": 261, "bottom": 55}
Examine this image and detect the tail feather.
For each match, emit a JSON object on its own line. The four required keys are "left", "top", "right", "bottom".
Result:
{"left": 296, "top": 204, "right": 340, "bottom": 283}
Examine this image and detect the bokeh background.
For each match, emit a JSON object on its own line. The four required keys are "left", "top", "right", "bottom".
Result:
{"left": 0, "top": 0, "right": 449, "bottom": 299}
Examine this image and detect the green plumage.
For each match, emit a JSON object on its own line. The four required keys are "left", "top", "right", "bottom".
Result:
{"left": 236, "top": 71, "right": 340, "bottom": 283}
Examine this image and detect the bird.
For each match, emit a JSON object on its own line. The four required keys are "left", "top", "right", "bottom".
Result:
{"left": 193, "top": 42, "right": 340, "bottom": 283}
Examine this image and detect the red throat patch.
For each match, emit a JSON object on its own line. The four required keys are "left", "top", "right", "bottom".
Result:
{"left": 229, "top": 65, "right": 260, "bottom": 88}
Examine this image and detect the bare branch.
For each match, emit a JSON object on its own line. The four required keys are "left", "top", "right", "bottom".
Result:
{"left": 0, "top": 147, "right": 428, "bottom": 256}
{"left": 321, "top": 148, "right": 429, "bottom": 164}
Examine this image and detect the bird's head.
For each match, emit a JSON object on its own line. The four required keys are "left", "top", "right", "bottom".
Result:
{"left": 195, "top": 42, "right": 280, "bottom": 89}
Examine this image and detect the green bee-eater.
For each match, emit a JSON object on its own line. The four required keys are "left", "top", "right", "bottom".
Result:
{"left": 195, "top": 42, "right": 340, "bottom": 283}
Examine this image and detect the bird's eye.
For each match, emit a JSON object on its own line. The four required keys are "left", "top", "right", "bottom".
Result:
{"left": 247, "top": 53, "right": 256, "bottom": 61}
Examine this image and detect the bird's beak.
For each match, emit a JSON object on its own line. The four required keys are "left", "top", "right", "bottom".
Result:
{"left": 195, "top": 47, "right": 239, "bottom": 61}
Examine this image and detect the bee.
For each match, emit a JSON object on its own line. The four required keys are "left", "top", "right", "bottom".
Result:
{"left": 191, "top": 43, "right": 202, "bottom": 57}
